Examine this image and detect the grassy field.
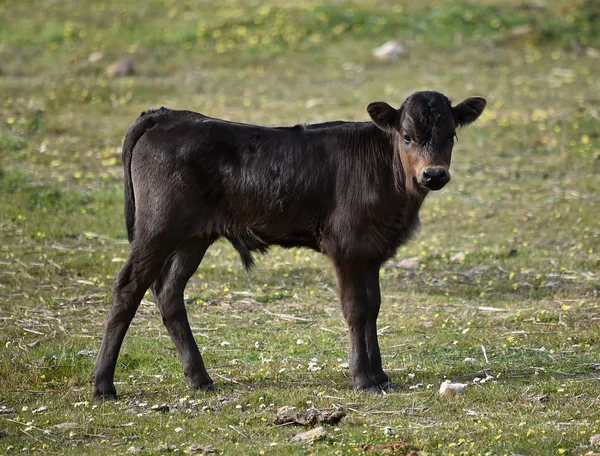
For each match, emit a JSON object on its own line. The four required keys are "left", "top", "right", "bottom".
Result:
{"left": 1, "top": 0, "right": 599, "bottom": 454}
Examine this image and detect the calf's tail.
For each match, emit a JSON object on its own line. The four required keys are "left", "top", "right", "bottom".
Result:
{"left": 121, "top": 108, "right": 166, "bottom": 242}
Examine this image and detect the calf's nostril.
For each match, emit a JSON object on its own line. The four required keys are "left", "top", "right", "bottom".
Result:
{"left": 423, "top": 169, "right": 444, "bottom": 181}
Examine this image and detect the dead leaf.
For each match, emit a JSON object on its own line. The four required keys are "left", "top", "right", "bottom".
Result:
{"left": 275, "top": 407, "right": 346, "bottom": 426}
{"left": 187, "top": 444, "right": 216, "bottom": 454}
{"left": 52, "top": 422, "right": 78, "bottom": 430}
{"left": 520, "top": 393, "right": 550, "bottom": 404}
{"left": 363, "top": 442, "right": 419, "bottom": 454}
{"left": 290, "top": 426, "right": 326, "bottom": 444}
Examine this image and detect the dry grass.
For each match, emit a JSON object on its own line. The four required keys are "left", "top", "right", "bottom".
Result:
{"left": 1, "top": 0, "right": 599, "bottom": 454}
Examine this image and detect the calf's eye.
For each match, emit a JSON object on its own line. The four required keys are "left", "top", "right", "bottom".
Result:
{"left": 403, "top": 134, "right": 411, "bottom": 145}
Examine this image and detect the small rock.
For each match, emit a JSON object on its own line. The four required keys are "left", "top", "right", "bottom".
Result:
{"left": 106, "top": 56, "right": 135, "bottom": 78}
{"left": 217, "top": 395, "right": 236, "bottom": 405}
{"left": 275, "top": 407, "right": 346, "bottom": 426}
{"left": 439, "top": 380, "right": 466, "bottom": 396}
{"left": 396, "top": 258, "right": 420, "bottom": 270}
{"left": 187, "top": 444, "right": 216, "bottom": 454}
{"left": 0, "top": 406, "right": 15, "bottom": 415}
{"left": 291, "top": 426, "right": 326, "bottom": 445}
{"left": 127, "top": 446, "right": 143, "bottom": 454}
{"left": 586, "top": 47, "right": 600, "bottom": 58}
{"left": 526, "top": 393, "right": 550, "bottom": 404}
{"left": 450, "top": 251, "right": 466, "bottom": 263}
{"left": 88, "top": 51, "right": 104, "bottom": 63}
{"left": 383, "top": 426, "right": 396, "bottom": 436}
{"left": 506, "top": 24, "right": 532, "bottom": 38}
{"left": 373, "top": 41, "right": 408, "bottom": 61}
{"left": 151, "top": 403, "right": 170, "bottom": 413}
{"left": 591, "top": 434, "right": 600, "bottom": 447}
{"left": 277, "top": 405, "right": 296, "bottom": 415}
{"left": 156, "top": 443, "right": 177, "bottom": 452}
{"left": 77, "top": 349, "right": 97, "bottom": 357}
{"left": 305, "top": 98, "right": 323, "bottom": 109}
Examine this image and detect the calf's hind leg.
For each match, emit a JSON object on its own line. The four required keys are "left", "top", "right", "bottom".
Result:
{"left": 151, "top": 238, "right": 215, "bottom": 391}
{"left": 94, "top": 241, "right": 170, "bottom": 399}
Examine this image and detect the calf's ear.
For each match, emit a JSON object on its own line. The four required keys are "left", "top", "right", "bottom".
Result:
{"left": 367, "top": 101, "right": 399, "bottom": 132}
{"left": 452, "top": 97, "right": 487, "bottom": 127}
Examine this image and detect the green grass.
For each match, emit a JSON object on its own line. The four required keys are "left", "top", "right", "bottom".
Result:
{"left": 1, "top": 0, "right": 599, "bottom": 454}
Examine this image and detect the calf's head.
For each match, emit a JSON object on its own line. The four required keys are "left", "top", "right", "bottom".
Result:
{"left": 367, "top": 91, "right": 486, "bottom": 191}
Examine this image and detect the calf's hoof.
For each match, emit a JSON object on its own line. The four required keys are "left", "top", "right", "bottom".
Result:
{"left": 353, "top": 374, "right": 384, "bottom": 394}
{"left": 378, "top": 379, "right": 398, "bottom": 392}
{"left": 371, "top": 373, "right": 397, "bottom": 392}
{"left": 354, "top": 373, "right": 397, "bottom": 394}
{"left": 94, "top": 380, "right": 117, "bottom": 400}
{"left": 195, "top": 382, "right": 215, "bottom": 392}
{"left": 361, "top": 384, "right": 384, "bottom": 394}
{"left": 189, "top": 373, "right": 215, "bottom": 392}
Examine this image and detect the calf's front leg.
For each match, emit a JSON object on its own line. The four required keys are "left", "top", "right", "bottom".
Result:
{"left": 335, "top": 261, "right": 388, "bottom": 392}
{"left": 364, "top": 264, "right": 396, "bottom": 390}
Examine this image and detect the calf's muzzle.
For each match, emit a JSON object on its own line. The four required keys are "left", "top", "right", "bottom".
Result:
{"left": 419, "top": 167, "right": 450, "bottom": 190}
